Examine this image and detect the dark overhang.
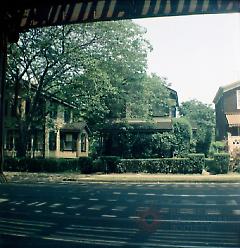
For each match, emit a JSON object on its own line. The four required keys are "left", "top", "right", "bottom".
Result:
{"left": 2, "top": 1, "right": 240, "bottom": 36}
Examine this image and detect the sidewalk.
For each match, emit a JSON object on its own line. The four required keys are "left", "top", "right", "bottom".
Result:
{"left": 4, "top": 171, "right": 240, "bottom": 184}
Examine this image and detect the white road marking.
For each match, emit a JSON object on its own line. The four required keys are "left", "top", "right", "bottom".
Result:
{"left": 101, "top": 214, "right": 117, "bottom": 218}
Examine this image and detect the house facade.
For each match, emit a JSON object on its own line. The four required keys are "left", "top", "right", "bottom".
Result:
{"left": 99, "top": 86, "right": 179, "bottom": 157}
{"left": 4, "top": 86, "right": 89, "bottom": 159}
{"left": 213, "top": 81, "right": 240, "bottom": 153}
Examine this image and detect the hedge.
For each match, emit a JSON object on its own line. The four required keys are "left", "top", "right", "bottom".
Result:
{"left": 205, "top": 153, "right": 230, "bottom": 174}
{"left": 4, "top": 157, "right": 93, "bottom": 173}
{"left": 213, "top": 153, "right": 230, "bottom": 174}
{"left": 4, "top": 153, "right": 230, "bottom": 174}
{"left": 117, "top": 157, "right": 202, "bottom": 174}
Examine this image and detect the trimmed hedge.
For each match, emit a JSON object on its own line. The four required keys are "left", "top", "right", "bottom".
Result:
{"left": 92, "top": 156, "right": 120, "bottom": 173}
{"left": 213, "top": 153, "right": 230, "bottom": 174}
{"left": 4, "top": 157, "right": 93, "bottom": 174}
{"left": 117, "top": 157, "right": 202, "bottom": 174}
{"left": 205, "top": 153, "right": 230, "bottom": 174}
{"left": 4, "top": 153, "right": 230, "bottom": 175}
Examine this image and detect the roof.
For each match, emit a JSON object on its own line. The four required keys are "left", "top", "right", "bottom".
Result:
{"left": 61, "top": 122, "right": 90, "bottom": 133}
{"left": 101, "top": 118, "right": 173, "bottom": 133}
{"left": 226, "top": 114, "right": 240, "bottom": 127}
{"left": 28, "top": 83, "right": 77, "bottom": 109}
{"left": 213, "top": 81, "right": 240, "bottom": 104}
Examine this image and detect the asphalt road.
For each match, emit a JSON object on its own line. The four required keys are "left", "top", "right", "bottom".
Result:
{"left": 0, "top": 182, "right": 240, "bottom": 247}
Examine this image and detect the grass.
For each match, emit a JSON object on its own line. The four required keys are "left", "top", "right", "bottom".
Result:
{"left": 4, "top": 171, "right": 240, "bottom": 183}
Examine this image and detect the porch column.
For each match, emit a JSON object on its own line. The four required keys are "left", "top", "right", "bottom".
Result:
{"left": 44, "top": 129, "right": 49, "bottom": 158}
{"left": 76, "top": 133, "right": 81, "bottom": 157}
{"left": 56, "top": 130, "right": 61, "bottom": 157}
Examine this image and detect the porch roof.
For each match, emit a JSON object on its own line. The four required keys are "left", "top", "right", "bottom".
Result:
{"left": 60, "top": 121, "right": 90, "bottom": 133}
{"left": 226, "top": 114, "right": 240, "bottom": 127}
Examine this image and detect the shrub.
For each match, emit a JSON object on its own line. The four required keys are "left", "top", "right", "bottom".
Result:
{"left": 172, "top": 118, "right": 192, "bottom": 157}
{"left": 117, "top": 158, "right": 199, "bottom": 174}
{"left": 187, "top": 154, "right": 205, "bottom": 174}
{"left": 3, "top": 157, "right": 93, "bottom": 173}
{"left": 205, "top": 158, "right": 215, "bottom": 172}
{"left": 230, "top": 148, "right": 240, "bottom": 172}
{"left": 78, "top": 157, "right": 93, "bottom": 174}
{"left": 100, "top": 156, "right": 120, "bottom": 173}
{"left": 213, "top": 153, "right": 230, "bottom": 174}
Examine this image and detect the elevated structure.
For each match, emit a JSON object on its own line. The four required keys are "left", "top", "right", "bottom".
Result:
{"left": 1, "top": 0, "right": 240, "bottom": 180}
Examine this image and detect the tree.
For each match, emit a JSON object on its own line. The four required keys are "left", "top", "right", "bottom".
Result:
{"left": 179, "top": 99, "right": 215, "bottom": 156}
{"left": 125, "top": 74, "right": 172, "bottom": 119}
{"left": 6, "top": 20, "right": 151, "bottom": 157}
{"left": 172, "top": 118, "right": 192, "bottom": 157}
{"left": 152, "top": 132, "right": 176, "bottom": 158}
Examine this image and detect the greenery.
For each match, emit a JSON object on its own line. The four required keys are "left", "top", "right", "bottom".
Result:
{"left": 4, "top": 157, "right": 92, "bottom": 173}
{"left": 172, "top": 118, "right": 192, "bottom": 157}
{"left": 230, "top": 148, "right": 240, "bottom": 172}
{"left": 7, "top": 21, "right": 151, "bottom": 157}
{"left": 179, "top": 100, "right": 215, "bottom": 156}
{"left": 117, "top": 157, "right": 202, "bottom": 174}
{"left": 205, "top": 153, "right": 230, "bottom": 174}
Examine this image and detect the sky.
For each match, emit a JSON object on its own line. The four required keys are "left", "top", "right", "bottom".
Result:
{"left": 134, "top": 13, "right": 240, "bottom": 105}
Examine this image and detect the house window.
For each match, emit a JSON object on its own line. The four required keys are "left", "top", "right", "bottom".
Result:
{"left": 49, "top": 131, "right": 56, "bottom": 151}
{"left": 237, "top": 90, "right": 240, "bottom": 109}
{"left": 65, "top": 134, "right": 73, "bottom": 150}
{"left": 60, "top": 133, "right": 77, "bottom": 151}
{"left": 81, "top": 133, "right": 87, "bottom": 152}
{"left": 33, "top": 132, "right": 43, "bottom": 151}
{"left": 64, "top": 109, "right": 71, "bottom": 123}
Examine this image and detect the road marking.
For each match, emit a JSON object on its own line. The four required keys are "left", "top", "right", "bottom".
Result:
{"left": 89, "top": 198, "right": 99, "bottom": 201}
{"left": 227, "top": 200, "right": 238, "bottom": 205}
{"left": 101, "top": 214, "right": 117, "bottom": 218}
{"left": 66, "top": 204, "right": 84, "bottom": 209}
{"left": 34, "top": 210, "right": 42, "bottom": 213}
{"left": 36, "top": 202, "right": 47, "bottom": 207}
{"left": 113, "top": 192, "right": 121, "bottom": 195}
{"left": 0, "top": 198, "right": 8, "bottom": 203}
{"left": 206, "top": 209, "right": 221, "bottom": 215}
{"left": 49, "top": 203, "right": 62, "bottom": 208}
{"left": 52, "top": 211, "right": 64, "bottom": 215}
{"left": 27, "top": 202, "right": 39, "bottom": 206}
{"left": 162, "top": 194, "right": 240, "bottom": 197}
{"left": 144, "top": 193, "right": 156, "bottom": 196}
{"left": 128, "top": 192, "right": 137, "bottom": 195}
{"left": 88, "top": 205, "right": 105, "bottom": 210}
{"left": 179, "top": 208, "right": 194, "bottom": 215}
{"left": 232, "top": 209, "right": 240, "bottom": 215}
{"left": 112, "top": 206, "right": 127, "bottom": 211}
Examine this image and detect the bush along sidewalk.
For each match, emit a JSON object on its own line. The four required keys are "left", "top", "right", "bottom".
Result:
{"left": 3, "top": 153, "right": 230, "bottom": 175}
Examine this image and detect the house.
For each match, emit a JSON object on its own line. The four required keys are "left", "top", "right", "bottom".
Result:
{"left": 4, "top": 84, "right": 90, "bottom": 158}
{"left": 213, "top": 81, "right": 240, "bottom": 153}
{"left": 99, "top": 86, "right": 179, "bottom": 157}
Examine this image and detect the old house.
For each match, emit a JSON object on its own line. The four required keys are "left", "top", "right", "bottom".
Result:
{"left": 4, "top": 84, "right": 90, "bottom": 158}
{"left": 213, "top": 81, "right": 240, "bottom": 153}
{"left": 99, "top": 86, "right": 179, "bottom": 157}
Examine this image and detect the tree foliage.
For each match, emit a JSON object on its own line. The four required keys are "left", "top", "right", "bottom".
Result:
{"left": 179, "top": 99, "right": 215, "bottom": 156}
{"left": 6, "top": 20, "right": 151, "bottom": 156}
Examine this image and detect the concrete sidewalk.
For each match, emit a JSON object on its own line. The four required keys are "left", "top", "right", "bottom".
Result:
{"left": 4, "top": 171, "right": 240, "bottom": 184}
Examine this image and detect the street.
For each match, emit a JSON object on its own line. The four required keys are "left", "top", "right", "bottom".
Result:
{"left": 0, "top": 182, "right": 240, "bottom": 247}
